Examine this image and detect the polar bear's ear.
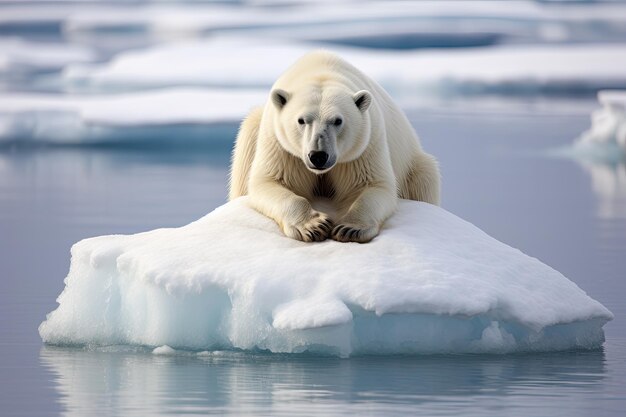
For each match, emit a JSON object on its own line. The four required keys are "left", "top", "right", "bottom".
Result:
{"left": 271, "top": 89, "right": 291, "bottom": 110}
{"left": 353, "top": 90, "right": 372, "bottom": 112}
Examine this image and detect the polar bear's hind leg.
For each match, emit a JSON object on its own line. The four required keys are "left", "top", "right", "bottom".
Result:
{"left": 399, "top": 152, "right": 441, "bottom": 205}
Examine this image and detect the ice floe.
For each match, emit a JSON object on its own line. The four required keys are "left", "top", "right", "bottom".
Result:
{"left": 39, "top": 197, "right": 613, "bottom": 356}
{"left": 64, "top": 38, "right": 626, "bottom": 96}
{"left": 576, "top": 91, "right": 626, "bottom": 156}
{"left": 0, "top": 38, "right": 95, "bottom": 76}
{"left": 0, "top": 88, "right": 266, "bottom": 144}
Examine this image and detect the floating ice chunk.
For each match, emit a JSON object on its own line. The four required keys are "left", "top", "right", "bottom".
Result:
{"left": 0, "top": 88, "right": 266, "bottom": 126}
{"left": 0, "top": 38, "right": 95, "bottom": 75}
{"left": 64, "top": 38, "right": 626, "bottom": 96}
{"left": 39, "top": 198, "right": 612, "bottom": 356}
{"left": 196, "top": 350, "right": 219, "bottom": 357}
{"left": 0, "top": 88, "right": 266, "bottom": 145}
{"left": 562, "top": 91, "right": 626, "bottom": 220}
{"left": 576, "top": 91, "right": 626, "bottom": 155}
{"left": 64, "top": 39, "right": 310, "bottom": 90}
{"left": 152, "top": 345, "right": 176, "bottom": 355}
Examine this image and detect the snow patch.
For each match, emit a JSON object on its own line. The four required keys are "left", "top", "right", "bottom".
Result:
{"left": 39, "top": 198, "right": 613, "bottom": 356}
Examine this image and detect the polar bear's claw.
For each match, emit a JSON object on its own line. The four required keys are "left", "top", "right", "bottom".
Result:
{"left": 285, "top": 211, "right": 333, "bottom": 242}
{"left": 331, "top": 224, "right": 378, "bottom": 243}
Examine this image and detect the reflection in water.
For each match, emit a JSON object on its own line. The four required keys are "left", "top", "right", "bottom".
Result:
{"left": 580, "top": 160, "right": 626, "bottom": 220}
{"left": 563, "top": 117, "right": 626, "bottom": 331}
{"left": 576, "top": 158, "right": 626, "bottom": 327}
{"left": 572, "top": 90, "right": 626, "bottom": 220}
{"left": 41, "top": 346, "right": 608, "bottom": 417}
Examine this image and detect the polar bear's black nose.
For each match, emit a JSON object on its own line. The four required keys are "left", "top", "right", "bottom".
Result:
{"left": 308, "top": 151, "right": 329, "bottom": 169}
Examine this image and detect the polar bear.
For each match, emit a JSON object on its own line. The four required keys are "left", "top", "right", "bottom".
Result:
{"left": 229, "top": 51, "right": 440, "bottom": 243}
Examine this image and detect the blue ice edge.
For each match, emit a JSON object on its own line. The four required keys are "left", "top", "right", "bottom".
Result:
{"left": 41, "top": 302, "right": 609, "bottom": 358}
{"left": 39, "top": 199, "right": 613, "bottom": 357}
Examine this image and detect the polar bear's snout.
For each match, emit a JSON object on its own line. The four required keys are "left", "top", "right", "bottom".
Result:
{"left": 304, "top": 125, "right": 337, "bottom": 172}
{"left": 308, "top": 151, "right": 329, "bottom": 169}
{"left": 306, "top": 150, "right": 336, "bottom": 172}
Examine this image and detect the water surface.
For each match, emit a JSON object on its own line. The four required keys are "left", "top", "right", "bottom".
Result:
{"left": 1, "top": 107, "right": 625, "bottom": 416}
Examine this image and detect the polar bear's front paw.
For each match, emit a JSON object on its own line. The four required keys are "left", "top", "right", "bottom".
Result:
{"left": 284, "top": 211, "right": 333, "bottom": 242}
{"left": 331, "top": 223, "right": 379, "bottom": 243}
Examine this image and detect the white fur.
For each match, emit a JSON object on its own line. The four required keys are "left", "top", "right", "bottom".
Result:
{"left": 229, "top": 51, "right": 440, "bottom": 243}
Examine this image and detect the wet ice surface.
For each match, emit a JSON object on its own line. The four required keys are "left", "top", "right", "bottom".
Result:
{"left": 2, "top": 109, "right": 626, "bottom": 416}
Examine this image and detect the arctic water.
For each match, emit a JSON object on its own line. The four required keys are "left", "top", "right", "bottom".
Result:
{"left": 1, "top": 108, "right": 625, "bottom": 416}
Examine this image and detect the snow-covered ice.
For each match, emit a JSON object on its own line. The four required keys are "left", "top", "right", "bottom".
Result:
{"left": 0, "top": 88, "right": 266, "bottom": 144}
{"left": 39, "top": 197, "right": 613, "bottom": 356}
{"left": 64, "top": 38, "right": 626, "bottom": 96}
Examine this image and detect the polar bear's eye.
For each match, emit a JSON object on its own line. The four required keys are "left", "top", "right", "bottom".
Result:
{"left": 333, "top": 118, "right": 343, "bottom": 126}
{"left": 298, "top": 118, "right": 305, "bottom": 125}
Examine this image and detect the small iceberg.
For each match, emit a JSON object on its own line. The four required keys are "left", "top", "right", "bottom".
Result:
{"left": 574, "top": 90, "right": 626, "bottom": 160}
{"left": 39, "top": 198, "right": 613, "bottom": 357}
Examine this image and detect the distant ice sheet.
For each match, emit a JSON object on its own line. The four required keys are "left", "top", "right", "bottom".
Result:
{"left": 0, "top": 88, "right": 266, "bottom": 144}
{"left": 57, "top": 1, "right": 626, "bottom": 42}
{"left": 5, "top": 1, "right": 626, "bottom": 35}
{"left": 64, "top": 38, "right": 626, "bottom": 96}
{"left": 0, "top": 38, "right": 95, "bottom": 75}
{"left": 39, "top": 198, "right": 613, "bottom": 356}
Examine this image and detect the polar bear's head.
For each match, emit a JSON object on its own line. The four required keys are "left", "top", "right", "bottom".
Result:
{"left": 270, "top": 85, "right": 372, "bottom": 174}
